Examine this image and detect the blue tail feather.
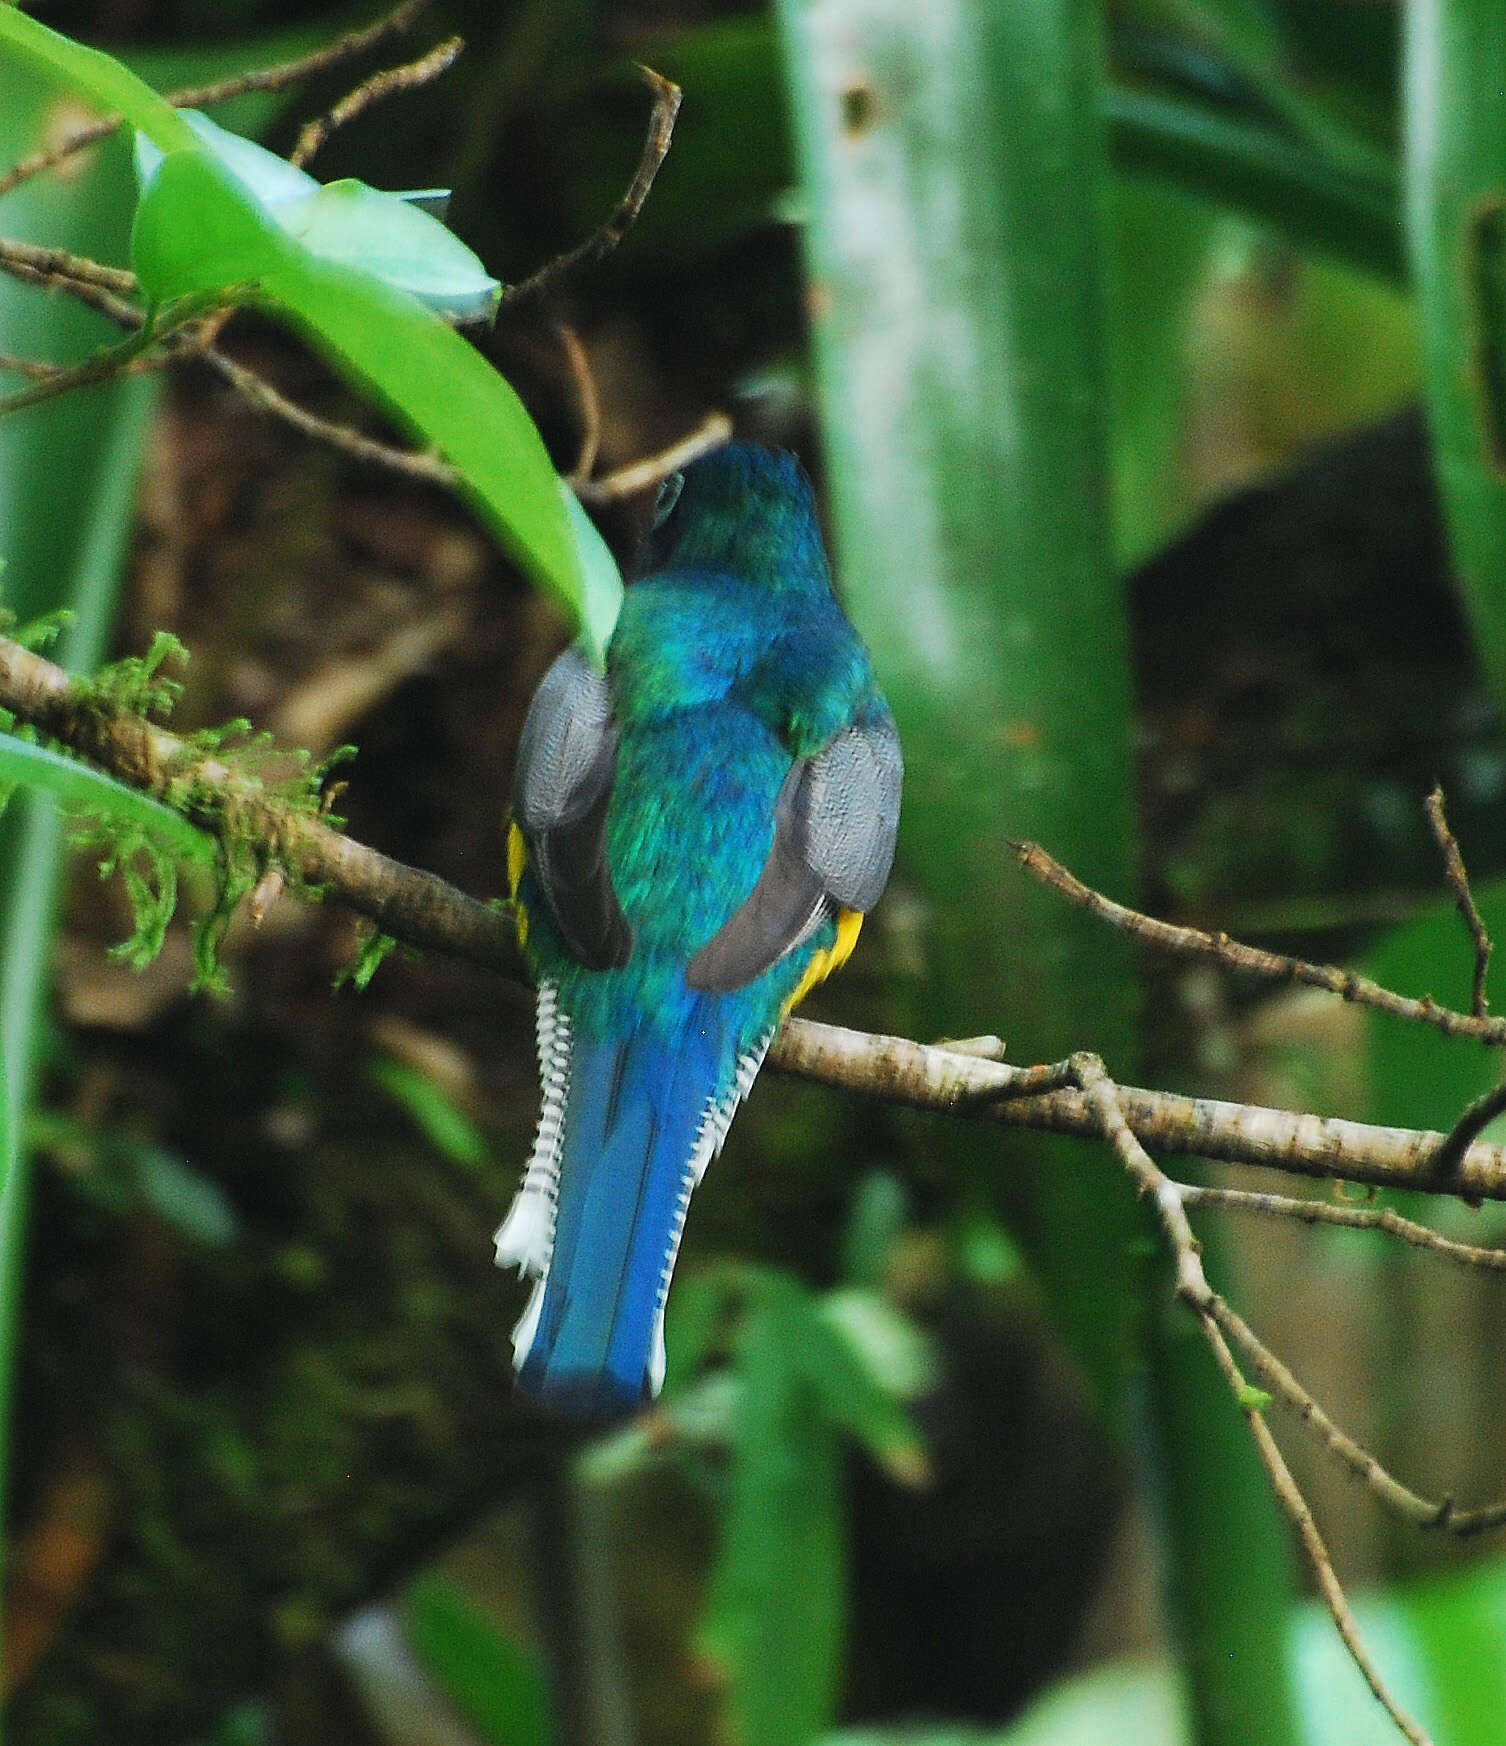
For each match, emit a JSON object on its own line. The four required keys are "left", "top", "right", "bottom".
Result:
{"left": 516, "top": 1001, "right": 734, "bottom": 1417}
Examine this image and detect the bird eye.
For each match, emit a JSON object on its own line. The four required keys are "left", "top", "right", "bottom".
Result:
{"left": 650, "top": 471, "right": 684, "bottom": 531}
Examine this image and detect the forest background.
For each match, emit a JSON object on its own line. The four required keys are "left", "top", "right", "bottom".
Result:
{"left": 4, "top": 1, "right": 1506, "bottom": 1745}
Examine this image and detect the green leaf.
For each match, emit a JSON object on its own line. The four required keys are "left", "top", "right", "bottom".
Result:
{"left": 274, "top": 181, "right": 501, "bottom": 319}
{"left": 560, "top": 483, "right": 629, "bottom": 668}
{"left": 367, "top": 1057, "right": 489, "bottom": 1172}
{"left": 0, "top": 7, "right": 197, "bottom": 154}
{"left": 805, "top": 1289, "right": 930, "bottom": 1486}
{"left": 700, "top": 1275, "right": 844, "bottom": 1746}
{"left": 838, "top": 1170, "right": 909, "bottom": 1289}
{"left": 1108, "top": 87, "right": 1403, "bottom": 282}
{"left": 662, "top": 1265, "right": 743, "bottom": 1395}
{"left": 404, "top": 1573, "right": 553, "bottom": 1746}
{"left": 135, "top": 112, "right": 502, "bottom": 320}
{"left": 135, "top": 108, "right": 317, "bottom": 209}
{"left": 0, "top": 44, "right": 161, "bottom": 1675}
{"left": 131, "top": 147, "right": 617, "bottom": 652}
{"left": 0, "top": 12, "right": 620, "bottom": 653}
{"left": 1404, "top": 1, "right": 1506, "bottom": 715}
{"left": 0, "top": 730, "right": 213, "bottom": 867}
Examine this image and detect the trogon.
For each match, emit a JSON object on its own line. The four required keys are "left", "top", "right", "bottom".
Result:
{"left": 496, "top": 443, "right": 901, "bottom": 1416}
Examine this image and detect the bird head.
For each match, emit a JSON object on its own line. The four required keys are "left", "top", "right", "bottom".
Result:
{"left": 632, "top": 443, "right": 831, "bottom": 592}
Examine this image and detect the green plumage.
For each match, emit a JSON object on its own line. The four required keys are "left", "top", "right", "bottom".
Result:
{"left": 499, "top": 445, "right": 900, "bottom": 1414}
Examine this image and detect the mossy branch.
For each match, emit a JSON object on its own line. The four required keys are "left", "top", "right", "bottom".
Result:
{"left": 0, "top": 631, "right": 518, "bottom": 983}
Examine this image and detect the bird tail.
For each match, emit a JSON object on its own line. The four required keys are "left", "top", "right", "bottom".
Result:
{"left": 494, "top": 985, "right": 766, "bottom": 1418}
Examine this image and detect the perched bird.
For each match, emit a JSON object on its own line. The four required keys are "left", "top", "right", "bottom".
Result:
{"left": 496, "top": 444, "right": 901, "bottom": 1416}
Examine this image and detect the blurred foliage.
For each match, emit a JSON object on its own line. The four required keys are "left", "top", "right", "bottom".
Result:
{"left": 3, "top": 2, "right": 1506, "bottom": 1746}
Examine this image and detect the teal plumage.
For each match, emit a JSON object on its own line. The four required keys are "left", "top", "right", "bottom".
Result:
{"left": 497, "top": 445, "right": 901, "bottom": 1417}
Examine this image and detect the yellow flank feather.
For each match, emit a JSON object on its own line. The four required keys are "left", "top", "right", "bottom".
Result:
{"left": 783, "top": 907, "right": 864, "bottom": 1015}
{"left": 507, "top": 820, "right": 530, "bottom": 950}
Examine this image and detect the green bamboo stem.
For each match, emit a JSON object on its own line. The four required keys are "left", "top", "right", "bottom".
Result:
{"left": 774, "top": 2, "right": 1301, "bottom": 1740}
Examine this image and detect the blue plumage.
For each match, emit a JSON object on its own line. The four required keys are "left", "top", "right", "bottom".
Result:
{"left": 498, "top": 445, "right": 901, "bottom": 1417}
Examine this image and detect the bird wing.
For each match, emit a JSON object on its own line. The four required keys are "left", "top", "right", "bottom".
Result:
{"left": 686, "top": 704, "right": 902, "bottom": 992}
{"left": 512, "top": 645, "right": 633, "bottom": 970}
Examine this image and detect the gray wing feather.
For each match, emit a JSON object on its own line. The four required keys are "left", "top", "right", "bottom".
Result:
{"left": 687, "top": 706, "right": 901, "bottom": 993}
{"left": 804, "top": 710, "right": 903, "bottom": 912}
{"left": 514, "top": 647, "right": 632, "bottom": 970}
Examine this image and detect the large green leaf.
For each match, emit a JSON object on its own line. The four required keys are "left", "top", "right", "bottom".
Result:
{"left": 135, "top": 110, "right": 503, "bottom": 320}
{"left": 132, "top": 147, "right": 614, "bottom": 649}
{"left": 0, "top": 8, "right": 622, "bottom": 657}
{"left": 699, "top": 1275, "right": 845, "bottom": 1746}
{"left": 404, "top": 1572, "right": 553, "bottom": 1746}
{"left": 0, "top": 7, "right": 197, "bottom": 155}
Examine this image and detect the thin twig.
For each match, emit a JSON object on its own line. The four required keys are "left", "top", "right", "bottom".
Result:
{"left": 200, "top": 348, "right": 458, "bottom": 484}
{"left": 1425, "top": 782, "right": 1492, "bottom": 1017}
{"left": 0, "top": 228, "right": 463, "bottom": 479}
{"left": 1429, "top": 1078, "right": 1506, "bottom": 1191}
{"left": 290, "top": 35, "right": 464, "bottom": 169}
{"left": 500, "top": 65, "right": 681, "bottom": 310}
{"left": 0, "top": 0, "right": 435, "bottom": 202}
{"left": 1210, "top": 1313, "right": 1432, "bottom": 1746}
{"left": 0, "top": 257, "right": 143, "bottom": 328}
{"left": 1071, "top": 1055, "right": 1434, "bottom": 1746}
{"left": 0, "top": 320, "right": 165, "bottom": 418}
{"left": 1208, "top": 1292, "right": 1506, "bottom": 1540}
{"left": 576, "top": 413, "right": 734, "bottom": 504}
{"left": 556, "top": 322, "right": 602, "bottom": 484}
{"left": 0, "top": 239, "right": 135, "bottom": 296}
{"left": 1016, "top": 839, "right": 1506, "bottom": 1047}
{"left": 0, "top": 353, "right": 65, "bottom": 382}
{"left": 1180, "top": 1183, "right": 1506, "bottom": 1270}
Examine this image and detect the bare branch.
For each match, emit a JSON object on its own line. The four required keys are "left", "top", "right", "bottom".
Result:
{"left": 1017, "top": 839, "right": 1506, "bottom": 1047}
{"left": 0, "top": 238, "right": 135, "bottom": 297}
{"left": 0, "top": 0, "right": 436, "bottom": 202}
{"left": 1069, "top": 1056, "right": 1433, "bottom": 1746}
{"left": 291, "top": 35, "right": 464, "bottom": 169}
{"left": 0, "top": 352, "right": 67, "bottom": 382}
{"left": 557, "top": 322, "right": 602, "bottom": 485}
{"left": 199, "top": 347, "right": 458, "bottom": 484}
{"left": 1426, "top": 782, "right": 1492, "bottom": 1016}
{"left": 1209, "top": 1293, "right": 1506, "bottom": 1540}
{"left": 500, "top": 66, "right": 681, "bottom": 311}
{"left": 576, "top": 412, "right": 734, "bottom": 504}
{"left": 767, "top": 1017, "right": 1506, "bottom": 1201}
{"left": 0, "top": 256, "right": 142, "bottom": 328}
{"left": 1181, "top": 1183, "right": 1506, "bottom": 1270}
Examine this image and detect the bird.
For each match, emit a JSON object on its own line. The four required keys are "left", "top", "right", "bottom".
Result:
{"left": 495, "top": 443, "right": 901, "bottom": 1417}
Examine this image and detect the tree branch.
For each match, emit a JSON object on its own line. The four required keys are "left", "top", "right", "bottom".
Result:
{"left": 1426, "top": 781, "right": 1492, "bottom": 1016}
{"left": 0, "top": 634, "right": 516, "bottom": 970}
{"left": 1068, "top": 1054, "right": 1432, "bottom": 1746}
{"left": 290, "top": 35, "right": 464, "bottom": 169}
{"left": 1016, "top": 838, "right": 1506, "bottom": 1046}
{"left": 498, "top": 66, "right": 682, "bottom": 312}
{"left": 766, "top": 1017, "right": 1506, "bottom": 1201}
{"left": 8, "top": 629, "right": 1506, "bottom": 1206}
{"left": 0, "top": 0, "right": 436, "bottom": 202}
